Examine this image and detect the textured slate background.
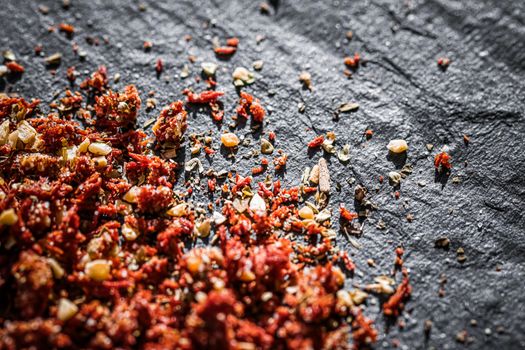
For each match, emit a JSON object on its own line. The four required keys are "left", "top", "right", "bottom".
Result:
{"left": 1, "top": 0, "right": 524, "bottom": 348}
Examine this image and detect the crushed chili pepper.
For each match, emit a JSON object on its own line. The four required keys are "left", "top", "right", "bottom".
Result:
{"left": 434, "top": 151, "right": 452, "bottom": 171}
{"left": 183, "top": 89, "right": 224, "bottom": 104}
{"left": 155, "top": 58, "right": 163, "bottom": 76}
{"left": 6, "top": 61, "right": 25, "bottom": 73}
{"left": 58, "top": 23, "right": 75, "bottom": 36}
{"left": 307, "top": 135, "right": 324, "bottom": 148}
{"left": 344, "top": 52, "right": 361, "bottom": 70}
{"left": 340, "top": 205, "right": 358, "bottom": 222}
{"left": 0, "top": 40, "right": 414, "bottom": 349}
{"left": 383, "top": 269, "right": 412, "bottom": 317}
{"left": 236, "top": 91, "right": 265, "bottom": 123}
{"left": 437, "top": 57, "right": 450, "bottom": 69}
{"left": 214, "top": 46, "right": 236, "bottom": 55}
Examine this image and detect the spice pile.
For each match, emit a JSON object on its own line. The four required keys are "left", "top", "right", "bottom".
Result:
{"left": 0, "top": 11, "right": 466, "bottom": 348}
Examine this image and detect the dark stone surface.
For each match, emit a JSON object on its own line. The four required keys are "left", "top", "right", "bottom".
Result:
{"left": 1, "top": 0, "right": 524, "bottom": 348}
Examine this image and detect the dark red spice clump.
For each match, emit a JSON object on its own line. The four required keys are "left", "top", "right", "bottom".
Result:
{"left": 94, "top": 85, "right": 141, "bottom": 129}
{"left": 152, "top": 100, "right": 188, "bottom": 149}
{"left": 0, "top": 64, "right": 410, "bottom": 350}
{"left": 383, "top": 270, "right": 412, "bottom": 317}
{"left": 237, "top": 92, "right": 265, "bottom": 123}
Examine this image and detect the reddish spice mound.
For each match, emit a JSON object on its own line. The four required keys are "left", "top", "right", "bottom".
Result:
{"left": 237, "top": 91, "right": 265, "bottom": 123}
{"left": 94, "top": 85, "right": 141, "bottom": 130}
{"left": 0, "top": 66, "right": 411, "bottom": 350}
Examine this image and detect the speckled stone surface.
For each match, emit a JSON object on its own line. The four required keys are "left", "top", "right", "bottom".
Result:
{"left": 1, "top": 0, "right": 524, "bottom": 348}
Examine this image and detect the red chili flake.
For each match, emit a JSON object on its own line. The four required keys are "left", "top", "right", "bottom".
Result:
{"left": 434, "top": 151, "right": 452, "bottom": 170}
{"left": 183, "top": 89, "right": 224, "bottom": 104}
{"left": 143, "top": 40, "right": 153, "bottom": 51}
{"left": 352, "top": 310, "right": 378, "bottom": 349}
{"left": 226, "top": 37, "right": 239, "bottom": 47}
{"left": 344, "top": 52, "right": 361, "bottom": 69}
{"left": 383, "top": 269, "right": 412, "bottom": 317}
{"left": 94, "top": 85, "right": 142, "bottom": 129}
{"left": 66, "top": 66, "right": 77, "bottom": 82}
{"left": 6, "top": 61, "right": 25, "bottom": 73}
{"left": 307, "top": 135, "right": 324, "bottom": 148}
{"left": 394, "top": 191, "right": 400, "bottom": 199}
{"left": 204, "top": 146, "right": 216, "bottom": 155}
{"left": 251, "top": 166, "right": 265, "bottom": 175}
{"left": 337, "top": 250, "right": 355, "bottom": 273}
{"left": 250, "top": 101, "right": 265, "bottom": 122}
{"left": 59, "top": 23, "right": 75, "bottom": 35}
{"left": 365, "top": 129, "right": 373, "bottom": 139}
{"left": 273, "top": 154, "right": 288, "bottom": 171}
{"left": 260, "top": 158, "right": 269, "bottom": 166}
{"left": 209, "top": 101, "right": 224, "bottom": 122}
{"left": 208, "top": 178, "right": 216, "bottom": 192}
{"left": 303, "top": 186, "right": 317, "bottom": 193}
{"left": 231, "top": 174, "right": 252, "bottom": 193}
{"left": 379, "top": 175, "right": 384, "bottom": 184}
{"left": 214, "top": 46, "right": 237, "bottom": 55}
{"left": 395, "top": 247, "right": 404, "bottom": 268}
{"left": 79, "top": 65, "right": 108, "bottom": 92}
{"left": 437, "top": 57, "right": 450, "bottom": 69}
{"left": 268, "top": 131, "right": 276, "bottom": 142}
{"left": 340, "top": 205, "right": 358, "bottom": 222}
{"left": 155, "top": 58, "right": 163, "bottom": 75}
{"left": 205, "top": 77, "right": 217, "bottom": 87}
{"left": 258, "top": 182, "right": 273, "bottom": 198}
{"left": 236, "top": 92, "right": 265, "bottom": 122}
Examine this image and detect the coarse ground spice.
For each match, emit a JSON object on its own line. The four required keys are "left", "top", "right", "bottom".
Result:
{"left": 0, "top": 24, "right": 419, "bottom": 350}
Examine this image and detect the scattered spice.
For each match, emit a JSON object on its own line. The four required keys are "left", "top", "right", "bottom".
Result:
{"left": 318, "top": 158, "right": 330, "bottom": 194}
{"left": 44, "top": 53, "right": 62, "bottom": 66}
{"left": 338, "top": 144, "right": 351, "bottom": 163}
{"left": 344, "top": 52, "right": 361, "bottom": 69}
{"left": 201, "top": 62, "right": 218, "bottom": 76}
{"left": 299, "top": 71, "right": 312, "bottom": 90}
{"left": 58, "top": 23, "right": 75, "bottom": 36}
{"left": 388, "top": 171, "right": 402, "bottom": 187}
{"left": 438, "top": 57, "right": 450, "bottom": 70}
{"left": 383, "top": 269, "right": 412, "bottom": 317}
{"left": 232, "top": 67, "right": 255, "bottom": 86}
{"left": 307, "top": 135, "right": 324, "bottom": 148}
{"left": 6, "top": 61, "right": 24, "bottom": 73}
{"left": 143, "top": 40, "right": 153, "bottom": 51}
{"left": 339, "top": 102, "right": 359, "bottom": 113}
{"left": 457, "top": 247, "right": 467, "bottom": 263}
{"left": 155, "top": 58, "right": 164, "bottom": 76}
{"left": 236, "top": 92, "right": 265, "bottom": 122}
{"left": 434, "top": 150, "right": 452, "bottom": 171}
{"left": 252, "top": 60, "right": 264, "bottom": 71}
{"left": 214, "top": 37, "right": 239, "bottom": 56}
{"left": 387, "top": 139, "right": 408, "bottom": 153}
{"left": 221, "top": 132, "right": 240, "bottom": 147}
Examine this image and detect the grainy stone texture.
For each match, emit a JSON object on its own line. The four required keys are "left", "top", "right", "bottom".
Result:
{"left": 1, "top": 0, "right": 524, "bottom": 348}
